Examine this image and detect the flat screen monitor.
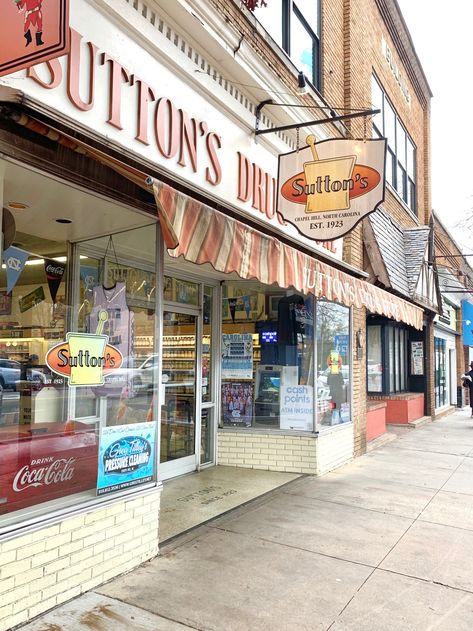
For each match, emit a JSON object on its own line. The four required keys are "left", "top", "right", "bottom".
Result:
{"left": 260, "top": 372, "right": 280, "bottom": 391}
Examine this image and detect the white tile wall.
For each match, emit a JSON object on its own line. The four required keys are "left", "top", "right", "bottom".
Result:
{"left": 217, "top": 426, "right": 354, "bottom": 475}
{"left": 0, "top": 488, "right": 161, "bottom": 631}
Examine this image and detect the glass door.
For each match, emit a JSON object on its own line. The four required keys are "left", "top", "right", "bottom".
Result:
{"left": 201, "top": 285, "right": 215, "bottom": 465}
{"left": 160, "top": 310, "right": 198, "bottom": 479}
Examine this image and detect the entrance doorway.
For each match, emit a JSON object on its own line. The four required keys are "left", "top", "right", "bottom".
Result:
{"left": 160, "top": 309, "right": 199, "bottom": 479}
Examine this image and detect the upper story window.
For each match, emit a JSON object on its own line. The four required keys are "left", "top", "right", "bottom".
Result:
{"left": 439, "top": 299, "right": 456, "bottom": 328}
{"left": 253, "top": 0, "right": 320, "bottom": 89}
{"left": 371, "top": 75, "right": 416, "bottom": 215}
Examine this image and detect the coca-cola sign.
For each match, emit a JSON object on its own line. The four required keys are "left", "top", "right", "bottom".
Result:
{"left": 13, "top": 456, "right": 75, "bottom": 492}
{"left": 44, "top": 257, "right": 66, "bottom": 303}
{"left": 0, "top": 424, "right": 99, "bottom": 515}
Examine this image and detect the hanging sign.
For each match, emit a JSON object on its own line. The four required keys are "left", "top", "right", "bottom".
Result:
{"left": 3, "top": 245, "right": 29, "bottom": 293}
{"left": 277, "top": 136, "right": 386, "bottom": 241}
{"left": 0, "top": 0, "right": 70, "bottom": 78}
{"left": 44, "top": 258, "right": 66, "bottom": 303}
{"left": 45, "top": 310, "right": 123, "bottom": 386}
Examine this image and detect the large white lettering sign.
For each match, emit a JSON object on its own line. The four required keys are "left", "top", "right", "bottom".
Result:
{"left": 0, "top": 0, "right": 342, "bottom": 259}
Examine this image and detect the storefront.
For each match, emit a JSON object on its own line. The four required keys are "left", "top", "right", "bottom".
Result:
{"left": 433, "top": 267, "right": 463, "bottom": 412}
{"left": 364, "top": 208, "right": 439, "bottom": 429}
{"left": 0, "top": 2, "right": 425, "bottom": 627}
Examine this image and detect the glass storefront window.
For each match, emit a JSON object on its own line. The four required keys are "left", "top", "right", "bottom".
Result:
{"left": 164, "top": 276, "right": 198, "bottom": 305}
{"left": 434, "top": 337, "right": 447, "bottom": 408}
{"left": 316, "top": 301, "right": 351, "bottom": 427}
{"left": 388, "top": 327, "right": 395, "bottom": 391}
{"left": 201, "top": 286, "right": 214, "bottom": 467}
{"left": 395, "top": 327, "right": 400, "bottom": 391}
{"left": 400, "top": 329, "right": 406, "bottom": 390}
{"left": 1, "top": 223, "right": 158, "bottom": 527}
{"left": 220, "top": 283, "right": 315, "bottom": 432}
{"left": 367, "top": 321, "right": 411, "bottom": 395}
{"left": 202, "top": 286, "right": 213, "bottom": 404}
{"left": 367, "top": 326, "right": 382, "bottom": 392}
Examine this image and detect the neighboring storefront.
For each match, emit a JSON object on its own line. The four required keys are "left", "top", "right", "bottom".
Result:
{"left": 433, "top": 267, "right": 464, "bottom": 411}
{"left": 364, "top": 209, "right": 439, "bottom": 430}
{"left": 433, "top": 214, "right": 473, "bottom": 410}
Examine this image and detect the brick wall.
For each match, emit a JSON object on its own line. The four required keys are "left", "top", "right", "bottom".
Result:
{"left": 217, "top": 427, "right": 354, "bottom": 475}
{"left": 0, "top": 489, "right": 161, "bottom": 631}
{"left": 352, "top": 306, "right": 367, "bottom": 456}
{"left": 323, "top": 0, "right": 431, "bottom": 230}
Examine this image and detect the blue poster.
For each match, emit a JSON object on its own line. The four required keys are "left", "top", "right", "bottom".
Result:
{"left": 463, "top": 301, "right": 473, "bottom": 346}
{"left": 97, "top": 422, "right": 157, "bottom": 496}
{"left": 334, "top": 334, "right": 349, "bottom": 357}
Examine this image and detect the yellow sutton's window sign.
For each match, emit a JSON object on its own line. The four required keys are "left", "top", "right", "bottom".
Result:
{"left": 46, "top": 310, "right": 123, "bottom": 387}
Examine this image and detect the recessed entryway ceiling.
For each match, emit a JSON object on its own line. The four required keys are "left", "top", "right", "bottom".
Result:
{"left": 2, "top": 159, "right": 156, "bottom": 247}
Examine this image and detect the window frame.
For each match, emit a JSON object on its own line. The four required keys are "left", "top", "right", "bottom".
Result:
{"left": 254, "top": 0, "right": 321, "bottom": 89}
{"left": 371, "top": 74, "right": 417, "bottom": 215}
{"left": 367, "top": 320, "right": 409, "bottom": 395}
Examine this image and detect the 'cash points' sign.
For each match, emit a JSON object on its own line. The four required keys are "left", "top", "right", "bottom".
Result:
{"left": 277, "top": 136, "right": 386, "bottom": 241}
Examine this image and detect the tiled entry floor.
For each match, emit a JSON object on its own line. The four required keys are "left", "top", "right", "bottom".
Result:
{"left": 160, "top": 466, "right": 301, "bottom": 542}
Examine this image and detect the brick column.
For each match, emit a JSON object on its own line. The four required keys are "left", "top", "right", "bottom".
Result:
{"left": 352, "top": 305, "right": 367, "bottom": 456}
{"left": 424, "top": 315, "right": 435, "bottom": 417}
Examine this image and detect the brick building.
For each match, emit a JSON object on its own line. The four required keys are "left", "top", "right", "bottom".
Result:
{"left": 0, "top": 0, "right": 441, "bottom": 627}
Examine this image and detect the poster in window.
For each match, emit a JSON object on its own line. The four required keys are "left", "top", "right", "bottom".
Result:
{"left": 221, "top": 382, "right": 253, "bottom": 427}
{"left": 222, "top": 333, "right": 253, "bottom": 379}
{"left": 97, "top": 422, "right": 156, "bottom": 496}
{"left": 0, "top": 292, "right": 12, "bottom": 316}
{"left": 410, "top": 341, "right": 424, "bottom": 376}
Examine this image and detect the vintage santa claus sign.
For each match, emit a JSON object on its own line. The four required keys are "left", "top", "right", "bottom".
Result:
{"left": 0, "top": 0, "right": 69, "bottom": 78}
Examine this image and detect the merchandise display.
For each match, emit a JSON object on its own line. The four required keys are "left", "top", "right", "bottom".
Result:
{"left": 88, "top": 282, "right": 135, "bottom": 359}
{"left": 221, "top": 284, "right": 351, "bottom": 430}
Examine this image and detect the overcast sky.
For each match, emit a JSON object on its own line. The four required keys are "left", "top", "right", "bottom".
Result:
{"left": 396, "top": 1, "right": 473, "bottom": 241}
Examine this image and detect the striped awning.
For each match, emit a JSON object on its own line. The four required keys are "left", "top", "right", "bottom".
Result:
{"left": 2, "top": 100, "right": 423, "bottom": 329}
{"left": 154, "top": 181, "right": 424, "bottom": 330}
{"left": 153, "top": 180, "right": 312, "bottom": 291}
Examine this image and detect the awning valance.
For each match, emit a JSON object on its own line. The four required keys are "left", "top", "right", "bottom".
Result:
{"left": 154, "top": 181, "right": 424, "bottom": 330}
{"left": 2, "top": 103, "right": 423, "bottom": 330}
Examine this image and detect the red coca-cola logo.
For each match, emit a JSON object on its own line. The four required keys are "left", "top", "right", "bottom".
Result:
{"left": 13, "top": 457, "right": 76, "bottom": 492}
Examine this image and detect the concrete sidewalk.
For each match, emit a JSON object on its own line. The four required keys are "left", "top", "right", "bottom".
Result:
{"left": 21, "top": 409, "right": 473, "bottom": 631}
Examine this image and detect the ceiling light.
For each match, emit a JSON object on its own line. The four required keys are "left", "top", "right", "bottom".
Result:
{"left": 55, "top": 218, "right": 72, "bottom": 224}
{"left": 7, "top": 202, "right": 29, "bottom": 210}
